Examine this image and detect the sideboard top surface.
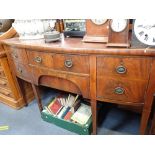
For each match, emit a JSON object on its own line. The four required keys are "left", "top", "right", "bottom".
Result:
{"left": 1, "top": 37, "right": 155, "bottom": 56}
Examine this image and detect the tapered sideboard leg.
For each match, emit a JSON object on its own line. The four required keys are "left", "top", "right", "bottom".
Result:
{"left": 91, "top": 99, "right": 97, "bottom": 135}
{"left": 140, "top": 109, "right": 151, "bottom": 134}
{"left": 32, "top": 84, "right": 43, "bottom": 112}
{"left": 17, "top": 78, "right": 28, "bottom": 107}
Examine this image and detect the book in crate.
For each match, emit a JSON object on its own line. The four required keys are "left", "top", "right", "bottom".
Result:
{"left": 43, "top": 93, "right": 92, "bottom": 126}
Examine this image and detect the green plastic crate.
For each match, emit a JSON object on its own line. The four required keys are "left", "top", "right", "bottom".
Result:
{"left": 41, "top": 109, "right": 92, "bottom": 135}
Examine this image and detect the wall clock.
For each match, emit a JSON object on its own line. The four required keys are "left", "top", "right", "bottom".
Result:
{"left": 134, "top": 19, "right": 155, "bottom": 46}
{"left": 107, "top": 19, "right": 130, "bottom": 47}
{"left": 83, "top": 19, "right": 109, "bottom": 43}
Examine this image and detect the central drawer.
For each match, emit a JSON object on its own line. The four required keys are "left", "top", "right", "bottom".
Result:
{"left": 53, "top": 54, "right": 90, "bottom": 74}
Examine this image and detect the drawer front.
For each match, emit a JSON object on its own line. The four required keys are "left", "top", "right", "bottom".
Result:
{"left": 27, "top": 50, "right": 53, "bottom": 68}
{"left": 10, "top": 48, "right": 28, "bottom": 64}
{"left": 97, "top": 77, "right": 147, "bottom": 103}
{"left": 13, "top": 62, "right": 32, "bottom": 81}
{"left": 32, "top": 66, "right": 90, "bottom": 98}
{"left": 0, "top": 78, "right": 10, "bottom": 89}
{"left": 97, "top": 56, "right": 151, "bottom": 80}
{"left": 53, "top": 54, "right": 90, "bottom": 74}
{"left": 0, "top": 67, "right": 6, "bottom": 79}
{"left": 0, "top": 86, "right": 13, "bottom": 98}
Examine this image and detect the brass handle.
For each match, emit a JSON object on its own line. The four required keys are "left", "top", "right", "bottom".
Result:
{"left": 34, "top": 56, "right": 42, "bottom": 63}
{"left": 116, "top": 65, "right": 126, "bottom": 74}
{"left": 114, "top": 87, "right": 125, "bottom": 95}
{"left": 64, "top": 59, "right": 73, "bottom": 68}
{"left": 18, "top": 68, "right": 23, "bottom": 74}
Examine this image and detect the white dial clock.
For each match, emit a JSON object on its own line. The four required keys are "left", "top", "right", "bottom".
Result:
{"left": 110, "top": 19, "right": 128, "bottom": 32}
{"left": 91, "top": 19, "right": 107, "bottom": 25}
{"left": 134, "top": 19, "right": 155, "bottom": 46}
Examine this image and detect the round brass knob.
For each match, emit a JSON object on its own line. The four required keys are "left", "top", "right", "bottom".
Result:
{"left": 34, "top": 56, "right": 42, "bottom": 63}
{"left": 116, "top": 65, "right": 126, "bottom": 74}
{"left": 64, "top": 59, "right": 73, "bottom": 68}
{"left": 114, "top": 87, "right": 124, "bottom": 95}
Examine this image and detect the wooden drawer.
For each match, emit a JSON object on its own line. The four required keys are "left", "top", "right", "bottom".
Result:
{"left": 9, "top": 48, "right": 28, "bottom": 64}
{"left": 0, "top": 67, "right": 6, "bottom": 79}
{"left": 53, "top": 54, "right": 90, "bottom": 74}
{"left": 97, "top": 77, "right": 148, "bottom": 103}
{"left": 27, "top": 50, "right": 53, "bottom": 68}
{"left": 13, "top": 61, "right": 32, "bottom": 81}
{"left": 97, "top": 56, "right": 151, "bottom": 80}
{"left": 0, "top": 78, "right": 10, "bottom": 89}
{"left": 32, "top": 66, "right": 90, "bottom": 98}
{"left": 0, "top": 86, "right": 13, "bottom": 98}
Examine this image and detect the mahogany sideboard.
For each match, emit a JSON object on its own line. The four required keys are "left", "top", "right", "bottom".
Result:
{"left": 1, "top": 36, "right": 155, "bottom": 134}
{"left": 0, "top": 28, "right": 34, "bottom": 109}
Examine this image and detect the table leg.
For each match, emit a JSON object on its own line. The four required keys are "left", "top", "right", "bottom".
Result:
{"left": 17, "top": 78, "right": 28, "bottom": 107}
{"left": 150, "top": 112, "right": 155, "bottom": 134}
{"left": 91, "top": 99, "right": 97, "bottom": 135}
{"left": 140, "top": 109, "right": 151, "bottom": 134}
{"left": 32, "top": 84, "right": 43, "bottom": 112}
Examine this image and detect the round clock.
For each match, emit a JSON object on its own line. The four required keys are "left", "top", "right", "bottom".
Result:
{"left": 110, "top": 19, "right": 128, "bottom": 32}
{"left": 134, "top": 19, "right": 155, "bottom": 46}
{"left": 91, "top": 19, "right": 107, "bottom": 25}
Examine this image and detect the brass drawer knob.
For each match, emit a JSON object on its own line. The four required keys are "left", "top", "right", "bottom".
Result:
{"left": 116, "top": 65, "right": 126, "bottom": 74}
{"left": 114, "top": 87, "right": 124, "bottom": 95}
{"left": 64, "top": 59, "right": 73, "bottom": 68}
{"left": 34, "top": 56, "right": 42, "bottom": 63}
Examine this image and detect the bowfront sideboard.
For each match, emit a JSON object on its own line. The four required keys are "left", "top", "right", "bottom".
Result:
{"left": 1, "top": 37, "right": 155, "bottom": 134}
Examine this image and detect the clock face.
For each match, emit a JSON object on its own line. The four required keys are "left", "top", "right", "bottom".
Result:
{"left": 91, "top": 19, "right": 107, "bottom": 25}
{"left": 110, "top": 19, "right": 128, "bottom": 32}
{"left": 134, "top": 19, "right": 155, "bottom": 46}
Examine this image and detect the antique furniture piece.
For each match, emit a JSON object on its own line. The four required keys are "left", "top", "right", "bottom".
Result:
{"left": 107, "top": 19, "right": 130, "bottom": 47}
{"left": 0, "top": 27, "right": 34, "bottom": 109}
{"left": 83, "top": 19, "right": 109, "bottom": 43}
{"left": 1, "top": 36, "right": 155, "bottom": 134}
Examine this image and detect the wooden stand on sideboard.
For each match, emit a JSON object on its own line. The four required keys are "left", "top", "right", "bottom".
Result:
{"left": 1, "top": 37, "right": 155, "bottom": 134}
{"left": 0, "top": 28, "right": 34, "bottom": 109}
